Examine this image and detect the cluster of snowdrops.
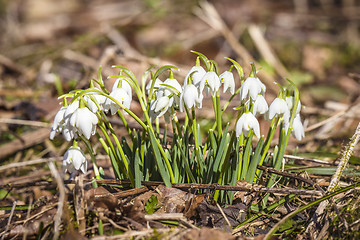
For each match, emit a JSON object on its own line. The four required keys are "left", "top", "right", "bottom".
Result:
{"left": 50, "top": 52, "right": 304, "bottom": 199}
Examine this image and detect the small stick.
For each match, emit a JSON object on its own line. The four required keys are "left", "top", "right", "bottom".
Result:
{"left": 257, "top": 165, "right": 325, "bottom": 193}
{"left": 49, "top": 161, "right": 65, "bottom": 240}
{"left": 215, "top": 202, "right": 232, "bottom": 229}
{"left": 0, "top": 201, "right": 17, "bottom": 240}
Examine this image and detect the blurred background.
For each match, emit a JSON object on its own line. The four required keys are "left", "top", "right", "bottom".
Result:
{"left": 0, "top": 0, "right": 360, "bottom": 161}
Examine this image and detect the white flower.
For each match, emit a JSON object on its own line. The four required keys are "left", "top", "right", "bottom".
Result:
{"left": 69, "top": 107, "right": 98, "bottom": 139}
{"left": 219, "top": 71, "right": 235, "bottom": 95}
{"left": 240, "top": 77, "right": 266, "bottom": 101}
{"left": 146, "top": 78, "right": 163, "bottom": 95}
{"left": 236, "top": 112, "right": 261, "bottom": 138}
{"left": 199, "top": 71, "right": 221, "bottom": 96}
{"left": 184, "top": 66, "right": 206, "bottom": 86}
{"left": 60, "top": 100, "right": 79, "bottom": 141}
{"left": 150, "top": 96, "right": 173, "bottom": 120}
{"left": 63, "top": 146, "right": 87, "bottom": 174}
{"left": 112, "top": 78, "right": 132, "bottom": 98}
{"left": 159, "top": 78, "right": 182, "bottom": 97}
{"left": 285, "top": 96, "right": 301, "bottom": 114}
{"left": 50, "top": 106, "right": 67, "bottom": 140}
{"left": 252, "top": 94, "right": 268, "bottom": 115}
{"left": 157, "top": 78, "right": 182, "bottom": 107}
{"left": 104, "top": 88, "right": 132, "bottom": 115}
{"left": 180, "top": 84, "right": 202, "bottom": 112}
{"left": 268, "top": 98, "right": 290, "bottom": 121}
{"left": 285, "top": 113, "right": 305, "bottom": 140}
{"left": 85, "top": 90, "right": 107, "bottom": 113}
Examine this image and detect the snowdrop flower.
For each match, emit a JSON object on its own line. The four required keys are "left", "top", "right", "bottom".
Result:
{"left": 63, "top": 146, "right": 87, "bottom": 174}
{"left": 285, "top": 113, "right": 305, "bottom": 140}
{"left": 84, "top": 91, "right": 107, "bottom": 113}
{"left": 157, "top": 77, "right": 182, "bottom": 107}
{"left": 286, "top": 96, "right": 301, "bottom": 114}
{"left": 104, "top": 88, "right": 132, "bottom": 115}
{"left": 219, "top": 70, "right": 235, "bottom": 95}
{"left": 236, "top": 112, "right": 261, "bottom": 138}
{"left": 112, "top": 78, "right": 132, "bottom": 98}
{"left": 199, "top": 71, "right": 221, "bottom": 97}
{"left": 180, "top": 84, "right": 202, "bottom": 112}
{"left": 184, "top": 65, "right": 206, "bottom": 86}
{"left": 146, "top": 78, "right": 163, "bottom": 96}
{"left": 149, "top": 96, "right": 174, "bottom": 121}
{"left": 57, "top": 100, "right": 79, "bottom": 141}
{"left": 159, "top": 78, "right": 182, "bottom": 97}
{"left": 70, "top": 106, "right": 98, "bottom": 139}
{"left": 240, "top": 77, "right": 266, "bottom": 101}
{"left": 252, "top": 94, "right": 269, "bottom": 115}
{"left": 50, "top": 106, "right": 67, "bottom": 140}
{"left": 268, "top": 98, "right": 290, "bottom": 121}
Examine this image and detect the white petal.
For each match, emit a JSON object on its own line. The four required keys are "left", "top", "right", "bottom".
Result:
{"left": 184, "top": 66, "right": 206, "bottom": 85}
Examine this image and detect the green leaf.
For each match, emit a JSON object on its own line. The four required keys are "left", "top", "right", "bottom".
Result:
{"left": 225, "top": 57, "right": 245, "bottom": 82}
{"left": 154, "top": 65, "right": 179, "bottom": 80}
{"left": 190, "top": 50, "right": 210, "bottom": 70}
{"left": 145, "top": 195, "right": 162, "bottom": 214}
{"left": 148, "top": 129, "right": 172, "bottom": 187}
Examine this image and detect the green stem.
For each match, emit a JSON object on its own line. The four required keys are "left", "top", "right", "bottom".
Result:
{"left": 80, "top": 136, "right": 100, "bottom": 180}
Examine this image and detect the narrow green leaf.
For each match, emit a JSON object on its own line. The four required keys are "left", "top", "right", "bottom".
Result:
{"left": 246, "top": 136, "right": 264, "bottom": 183}
{"left": 148, "top": 129, "right": 171, "bottom": 187}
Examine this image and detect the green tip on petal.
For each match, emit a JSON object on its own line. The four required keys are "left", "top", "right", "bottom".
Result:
{"left": 79, "top": 97, "right": 86, "bottom": 108}
{"left": 195, "top": 57, "right": 201, "bottom": 67}
{"left": 63, "top": 98, "right": 69, "bottom": 107}
{"left": 72, "top": 140, "right": 78, "bottom": 147}
{"left": 169, "top": 70, "right": 175, "bottom": 79}
{"left": 249, "top": 62, "right": 257, "bottom": 78}
{"left": 90, "top": 79, "right": 95, "bottom": 88}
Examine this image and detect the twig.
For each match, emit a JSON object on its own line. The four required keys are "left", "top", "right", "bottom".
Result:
{"left": 305, "top": 122, "right": 360, "bottom": 238}
{"left": 0, "top": 157, "right": 61, "bottom": 172}
{"left": 215, "top": 202, "right": 232, "bottom": 230}
{"left": 94, "top": 186, "right": 149, "bottom": 198}
{"left": 144, "top": 213, "right": 198, "bottom": 229}
{"left": 0, "top": 179, "right": 323, "bottom": 196}
{"left": 0, "top": 118, "right": 51, "bottom": 128}
{"left": 22, "top": 198, "right": 33, "bottom": 240}
{"left": 0, "top": 201, "right": 17, "bottom": 240}
{"left": 257, "top": 165, "right": 325, "bottom": 193}
{"left": 48, "top": 161, "right": 65, "bottom": 240}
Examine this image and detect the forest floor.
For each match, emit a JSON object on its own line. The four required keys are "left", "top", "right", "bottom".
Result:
{"left": 1, "top": 0, "right": 360, "bottom": 239}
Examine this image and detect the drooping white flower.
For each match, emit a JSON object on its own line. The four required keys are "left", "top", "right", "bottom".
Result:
{"left": 63, "top": 146, "right": 87, "bottom": 174}
{"left": 184, "top": 66, "right": 206, "bottom": 86}
{"left": 285, "top": 96, "right": 301, "bottom": 114}
{"left": 268, "top": 98, "right": 290, "bottom": 121}
{"left": 159, "top": 78, "right": 182, "bottom": 97}
{"left": 236, "top": 112, "right": 261, "bottom": 138}
{"left": 149, "top": 96, "right": 174, "bottom": 121}
{"left": 285, "top": 113, "right": 305, "bottom": 140}
{"left": 84, "top": 90, "right": 107, "bottom": 113}
{"left": 60, "top": 100, "right": 79, "bottom": 141}
{"left": 104, "top": 88, "right": 132, "bottom": 115}
{"left": 112, "top": 78, "right": 132, "bottom": 98}
{"left": 179, "top": 84, "right": 202, "bottom": 112}
{"left": 219, "top": 71, "right": 235, "bottom": 95}
{"left": 157, "top": 78, "right": 182, "bottom": 108}
{"left": 146, "top": 78, "right": 163, "bottom": 96}
{"left": 69, "top": 107, "right": 98, "bottom": 139}
{"left": 199, "top": 71, "right": 221, "bottom": 96}
{"left": 240, "top": 77, "right": 266, "bottom": 101}
{"left": 252, "top": 94, "right": 269, "bottom": 116}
